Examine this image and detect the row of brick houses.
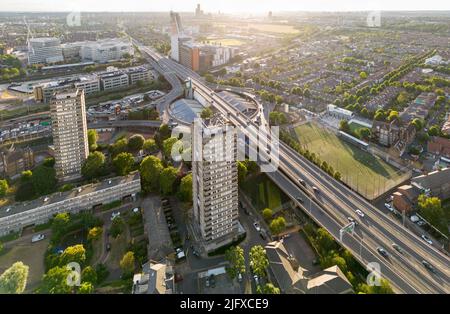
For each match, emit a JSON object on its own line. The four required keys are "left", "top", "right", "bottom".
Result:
{"left": 427, "top": 136, "right": 450, "bottom": 159}
{"left": 393, "top": 167, "right": 450, "bottom": 213}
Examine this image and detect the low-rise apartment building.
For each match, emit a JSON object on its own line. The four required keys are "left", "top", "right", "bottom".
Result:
{"left": 99, "top": 71, "right": 130, "bottom": 91}
{"left": 0, "top": 172, "right": 141, "bottom": 236}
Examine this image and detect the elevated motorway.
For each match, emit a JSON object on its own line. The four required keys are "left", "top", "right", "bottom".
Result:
{"left": 137, "top": 43, "right": 450, "bottom": 294}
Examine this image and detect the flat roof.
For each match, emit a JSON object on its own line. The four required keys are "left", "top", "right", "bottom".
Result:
{"left": 0, "top": 172, "right": 140, "bottom": 219}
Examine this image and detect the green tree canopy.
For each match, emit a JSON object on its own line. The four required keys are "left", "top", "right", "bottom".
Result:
{"left": 120, "top": 251, "right": 135, "bottom": 275}
{"left": 163, "top": 137, "right": 179, "bottom": 160}
{"left": 110, "top": 138, "right": 128, "bottom": 157}
{"left": 249, "top": 245, "right": 269, "bottom": 278}
{"left": 0, "top": 262, "right": 29, "bottom": 294}
{"left": 140, "top": 156, "right": 164, "bottom": 193}
{"left": 87, "top": 129, "right": 98, "bottom": 151}
{"left": 59, "top": 244, "right": 86, "bottom": 267}
{"left": 225, "top": 246, "right": 245, "bottom": 279}
{"left": 78, "top": 281, "right": 94, "bottom": 294}
{"left": 418, "top": 195, "right": 447, "bottom": 236}
{"left": 31, "top": 165, "right": 57, "bottom": 195}
{"left": 51, "top": 213, "right": 71, "bottom": 241}
{"left": 269, "top": 217, "right": 286, "bottom": 235}
{"left": 127, "top": 134, "right": 145, "bottom": 153}
{"left": 262, "top": 208, "right": 273, "bottom": 221}
{"left": 113, "top": 152, "right": 135, "bottom": 176}
{"left": 200, "top": 106, "right": 213, "bottom": 119}
{"left": 257, "top": 282, "right": 280, "bottom": 294}
{"left": 81, "top": 266, "right": 97, "bottom": 285}
{"left": 87, "top": 227, "right": 103, "bottom": 241}
{"left": 81, "top": 151, "right": 106, "bottom": 180}
{"left": 179, "top": 173, "right": 193, "bottom": 202}
{"left": 160, "top": 166, "right": 179, "bottom": 195}
{"left": 143, "top": 138, "right": 158, "bottom": 154}
{"left": 0, "top": 179, "right": 8, "bottom": 197}
{"left": 39, "top": 266, "right": 72, "bottom": 294}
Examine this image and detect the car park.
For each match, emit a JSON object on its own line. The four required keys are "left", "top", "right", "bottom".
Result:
{"left": 421, "top": 235, "right": 433, "bottom": 245}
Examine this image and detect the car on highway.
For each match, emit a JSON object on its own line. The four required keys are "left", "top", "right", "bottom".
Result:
{"left": 312, "top": 186, "right": 320, "bottom": 193}
{"left": 253, "top": 222, "right": 261, "bottom": 232}
{"left": 296, "top": 196, "right": 304, "bottom": 204}
{"left": 391, "top": 243, "right": 403, "bottom": 254}
{"left": 422, "top": 260, "right": 437, "bottom": 274}
{"left": 298, "top": 179, "right": 306, "bottom": 187}
{"left": 355, "top": 210, "right": 365, "bottom": 218}
{"left": 421, "top": 235, "right": 433, "bottom": 245}
{"left": 347, "top": 217, "right": 358, "bottom": 225}
{"left": 384, "top": 203, "right": 394, "bottom": 212}
{"left": 377, "top": 247, "right": 389, "bottom": 258}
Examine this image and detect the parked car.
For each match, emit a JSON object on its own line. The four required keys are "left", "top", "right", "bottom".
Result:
{"left": 237, "top": 273, "right": 243, "bottom": 283}
{"left": 5, "top": 207, "right": 11, "bottom": 213}
{"left": 391, "top": 243, "right": 403, "bottom": 254}
{"left": 422, "top": 260, "right": 436, "bottom": 274}
{"left": 111, "top": 211, "right": 121, "bottom": 221}
{"left": 209, "top": 275, "right": 216, "bottom": 288}
{"left": 205, "top": 277, "right": 210, "bottom": 287}
{"left": 106, "top": 243, "right": 111, "bottom": 251}
{"left": 259, "top": 231, "right": 267, "bottom": 240}
{"left": 421, "top": 235, "right": 433, "bottom": 245}
{"left": 132, "top": 207, "right": 140, "bottom": 213}
{"left": 377, "top": 247, "right": 389, "bottom": 258}
{"left": 386, "top": 195, "right": 394, "bottom": 203}
{"left": 355, "top": 210, "right": 365, "bottom": 218}
{"left": 31, "top": 234, "right": 45, "bottom": 243}
{"left": 243, "top": 208, "right": 250, "bottom": 215}
{"left": 192, "top": 249, "right": 200, "bottom": 257}
{"left": 253, "top": 274, "right": 259, "bottom": 285}
{"left": 417, "top": 220, "right": 426, "bottom": 227}
{"left": 384, "top": 203, "right": 394, "bottom": 212}
{"left": 253, "top": 222, "right": 261, "bottom": 232}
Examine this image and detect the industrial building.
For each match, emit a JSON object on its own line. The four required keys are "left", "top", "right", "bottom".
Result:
{"left": 27, "top": 37, "right": 64, "bottom": 65}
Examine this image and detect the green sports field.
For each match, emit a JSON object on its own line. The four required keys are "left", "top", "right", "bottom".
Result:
{"left": 293, "top": 122, "right": 407, "bottom": 199}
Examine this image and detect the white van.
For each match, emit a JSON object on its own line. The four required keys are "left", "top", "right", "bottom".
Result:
{"left": 31, "top": 234, "right": 45, "bottom": 243}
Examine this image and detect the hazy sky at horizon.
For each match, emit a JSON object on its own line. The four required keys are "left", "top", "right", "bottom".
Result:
{"left": 1, "top": 0, "right": 449, "bottom": 13}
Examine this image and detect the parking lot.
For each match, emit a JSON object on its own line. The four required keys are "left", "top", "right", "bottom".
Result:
{"left": 198, "top": 272, "right": 242, "bottom": 294}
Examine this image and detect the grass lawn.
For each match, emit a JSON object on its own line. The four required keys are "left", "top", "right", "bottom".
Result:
{"left": 348, "top": 121, "right": 367, "bottom": 134}
{"left": 294, "top": 122, "right": 406, "bottom": 199}
{"left": 242, "top": 174, "right": 288, "bottom": 211}
{"left": 0, "top": 238, "right": 49, "bottom": 292}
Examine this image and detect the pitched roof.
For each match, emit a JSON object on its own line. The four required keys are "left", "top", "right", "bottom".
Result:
{"left": 306, "top": 265, "right": 353, "bottom": 294}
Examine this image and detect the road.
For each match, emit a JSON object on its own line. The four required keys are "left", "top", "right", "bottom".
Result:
{"left": 135, "top": 42, "right": 450, "bottom": 294}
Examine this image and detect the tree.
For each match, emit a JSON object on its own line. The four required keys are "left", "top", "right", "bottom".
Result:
{"left": 31, "top": 165, "right": 56, "bottom": 195}
{"left": 428, "top": 125, "right": 440, "bottom": 137}
{"left": 160, "top": 166, "right": 179, "bottom": 195}
{"left": 78, "top": 282, "right": 94, "bottom": 294}
{"left": 120, "top": 251, "right": 135, "bottom": 275}
{"left": 87, "top": 129, "right": 98, "bottom": 151}
{"left": 179, "top": 174, "right": 193, "bottom": 202}
{"left": 359, "top": 71, "right": 368, "bottom": 79}
{"left": 387, "top": 110, "right": 399, "bottom": 122}
{"left": 81, "top": 151, "right": 106, "bottom": 180}
{"left": 374, "top": 110, "right": 386, "bottom": 121}
{"left": 110, "top": 216, "right": 125, "bottom": 238}
{"left": 110, "top": 138, "right": 128, "bottom": 157}
{"left": 39, "top": 266, "right": 73, "bottom": 294}
{"left": 87, "top": 227, "right": 103, "bottom": 241}
{"left": 417, "top": 195, "right": 447, "bottom": 236}
{"left": 225, "top": 246, "right": 245, "bottom": 279}
{"left": 358, "top": 128, "right": 371, "bottom": 140}
{"left": 315, "top": 228, "right": 337, "bottom": 256}
{"left": 411, "top": 118, "right": 423, "bottom": 131}
{"left": 163, "top": 137, "right": 179, "bottom": 160}
{"left": 51, "top": 213, "right": 71, "bottom": 241}
{"left": 358, "top": 278, "right": 394, "bottom": 294}
{"left": 140, "top": 156, "right": 164, "bottom": 192}
{"left": 0, "top": 179, "right": 8, "bottom": 197}
{"left": 113, "top": 152, "right": 135, "bottom": 176}
{"left": 81, "top": 266, "right": 97, "bottom": 285}
{"left": 143, "top": 139, "right": 158, "bottom": 154}
{"left": 257, "top": 283, "right": 280, "bottom": 294}
{"left": 59, "top": 244, "right": 87, "bottom": 267}
{"left": 262, "top": 208, "right": 273, "bottom": 221}
{"left": 43, "top": 157, "right": 55, "bottom": 168}
{"left": 0, "top": 262, "right": 29, "bottom": 294}
{"left": 237, "top": 161, "right": 248, "bottom": 183}
{"left": 127, "top": 134, "right": 145, "bottom": 153}
{"left": 249, "top": 246, "right": 269, "bottom": 278}
{"left": 200, "top": 107, "right": 213, "bottom": 119}
{"left": 269, "top": 217, "right": 286, "bottom": 235}
{"left": 339, "top": 120, "right": 350, "bottom": 132}
{"left": 21, "top": 170, "right": 33, "bottom": 182}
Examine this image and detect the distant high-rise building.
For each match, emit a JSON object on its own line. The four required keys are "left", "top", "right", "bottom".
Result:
{"left": 192, "top": 116, "right": 239, "bottom": 252}
{"left": 28, "top": 37, "right": 64, "bottom": 65}
{"left": 195, "top": 4, "right": 204, "bottom": 17}
{"left": 50, "top": 88, "right": 89, "bottom": 181}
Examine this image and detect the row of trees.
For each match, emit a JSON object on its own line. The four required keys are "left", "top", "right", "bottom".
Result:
{"left": 15, "top": 158, "right": 57, "bottom": 202}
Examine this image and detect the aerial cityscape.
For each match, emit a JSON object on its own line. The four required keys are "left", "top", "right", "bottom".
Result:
{"left": 0, "top": 0, "right": 449, "bottom": 299}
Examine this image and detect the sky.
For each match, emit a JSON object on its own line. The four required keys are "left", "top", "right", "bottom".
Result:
{"left": 0, "top": 0, "right": 449, "bottom": 13}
